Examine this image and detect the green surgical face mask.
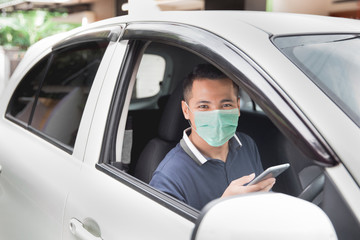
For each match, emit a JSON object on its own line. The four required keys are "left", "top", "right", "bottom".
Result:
{"left": 186, "top": 103, "right": 239, "bottom": 147}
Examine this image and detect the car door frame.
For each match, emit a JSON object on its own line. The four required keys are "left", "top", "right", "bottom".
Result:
{"left": 95, "top": 20, "right": 341, "bottom": 226}
{"left": 62, "top": 23, "right": 199, "bottom": 239}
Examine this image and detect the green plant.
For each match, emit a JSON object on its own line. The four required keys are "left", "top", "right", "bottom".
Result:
{"left": 0, "top": 10, "right": 80, "bottom": 49}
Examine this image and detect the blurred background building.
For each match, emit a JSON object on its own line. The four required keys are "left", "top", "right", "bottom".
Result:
{"left": 1, "top": 0, "right": 359, "bottom": 21}
{"left": 0, "top": 0, "right": 359, "bottom": 86}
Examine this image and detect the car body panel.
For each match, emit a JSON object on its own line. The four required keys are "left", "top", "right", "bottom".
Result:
{"left": 0, "top": 111, "right": 82, "bottom": 239}
{"left": 71, "top": 26, "right": 124, "bottom": 160}
{"left": 84, "top": 11, "right": 360, "bottom": 36}
{"left": 63, "top": 164, "right": 194, "bottom": 240}
{"left": 193, "top": 193, "right": 337, "bottom": 240}
{"left": 0, "top": 26, "right": 123, "bottom": 239}
{"left": 326, "top": 164, "right": 360, "bottom": 221}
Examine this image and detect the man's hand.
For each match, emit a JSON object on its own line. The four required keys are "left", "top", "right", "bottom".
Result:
{"left": 221, "top": 173, "right": 275, "bottom": 198}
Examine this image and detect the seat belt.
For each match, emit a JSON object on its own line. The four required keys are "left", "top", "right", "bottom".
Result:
{"left": 113, "top": 116, "right": 133, "bottom": 172}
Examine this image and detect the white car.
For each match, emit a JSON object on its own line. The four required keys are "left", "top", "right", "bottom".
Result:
{"left": 0, "top": 11, "right": 359, "bottom": 240}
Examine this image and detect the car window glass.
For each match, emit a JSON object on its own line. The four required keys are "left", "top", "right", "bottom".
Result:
{"left": 7, "top": 39, "right": 110, "bottom": 149}
{"left": 133, "top": 54, "right": 166, "bottom": 99}
{"left": 238, "top": 88, "right": 263, "bottom": 112}
{"left": 129, "top": 51, "right": 171, "bottom": 111}
{"left": 7, "top": 57, "right": 49, "bottom": 123}
{"left": 274, "top": 34, "right": 360, "bottom": 126}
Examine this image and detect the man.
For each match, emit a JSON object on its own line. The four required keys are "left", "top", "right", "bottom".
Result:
{"left": 150, "top": 64, "right": 275, "bottom": 210}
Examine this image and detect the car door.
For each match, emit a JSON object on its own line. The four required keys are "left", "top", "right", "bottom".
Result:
{"left": 60, "top": 20, "right": 342, "bottom": 240}
{"left": 0, "top": 15, "right": 354, "bottom": 239}
{"left": 62, "top": 26, "right": 202, "bottom": 240}
{"left": 0, "top": 27, "right": 116, "bottom": 239}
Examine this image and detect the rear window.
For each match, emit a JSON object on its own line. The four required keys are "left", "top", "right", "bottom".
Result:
{"left": 274, "top": 34, "right": 360, "bottom": 127}
{"left": 6, "top": 36, "right": 110, "bottom": 151}
{"left": 135, "top": 54, "right": 166, "bottom": 99}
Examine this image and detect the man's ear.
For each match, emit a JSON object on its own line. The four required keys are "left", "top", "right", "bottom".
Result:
{"left": 181, "top": 100, "right": 190, "bottom": 120}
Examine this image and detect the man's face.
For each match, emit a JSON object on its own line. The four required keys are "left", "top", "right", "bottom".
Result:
{"left": 182, "top": 78, "right": 240, "bottom": 130}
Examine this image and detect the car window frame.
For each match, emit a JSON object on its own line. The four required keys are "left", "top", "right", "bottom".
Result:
{"left": 96, "top": 22, "right": 339, "bottom": 221}
{"left": 5, "top": 27, "right": 119, "bottom": 154}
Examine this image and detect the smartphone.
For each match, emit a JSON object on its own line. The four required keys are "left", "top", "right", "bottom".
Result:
{"left": 248, "top": 163, "right": 290, "bottom": 186}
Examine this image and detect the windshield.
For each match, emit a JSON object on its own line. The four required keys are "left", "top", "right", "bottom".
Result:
{"left": 274, "top": 35, "right": 360, "bottom": 127}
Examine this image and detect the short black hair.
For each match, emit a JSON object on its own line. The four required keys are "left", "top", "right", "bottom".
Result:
{"left": 183, "top": 63, "right": 239, "bottom": 102}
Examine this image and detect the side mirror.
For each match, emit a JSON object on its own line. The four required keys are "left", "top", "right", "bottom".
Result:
{"left": 192, "top": 193, "right": 337, "bottom": 240}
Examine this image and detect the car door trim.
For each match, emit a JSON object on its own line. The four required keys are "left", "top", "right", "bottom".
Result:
{"left": 96, "top": 163, "right": 199, "bottom": 222}
{"left": 99, "top": 21, "right": 338, "bottom": 223}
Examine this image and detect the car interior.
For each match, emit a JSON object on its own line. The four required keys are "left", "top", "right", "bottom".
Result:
{"left": 114, "top": 41, "right": 326, "bottom": 205}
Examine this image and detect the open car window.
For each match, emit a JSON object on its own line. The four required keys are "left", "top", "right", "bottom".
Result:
{"left": 99, "top": 23, "right": 338, "bottom": 222}
{"left": 110, "top": 41, "right": 309, "bottom": 208}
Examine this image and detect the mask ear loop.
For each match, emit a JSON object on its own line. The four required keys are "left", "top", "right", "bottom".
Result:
{"left": 185, "top": 102, "right": 194, "bottom": 128}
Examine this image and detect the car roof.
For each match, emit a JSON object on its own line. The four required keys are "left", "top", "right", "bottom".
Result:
{"left": 17, "top": 10, "right": 360, "bottom": 90}
{"left": 94, "top": 11, "right": 360, "bottom": 36}
{"left": 24, "top": 11, "right": 360, "bottom": 65}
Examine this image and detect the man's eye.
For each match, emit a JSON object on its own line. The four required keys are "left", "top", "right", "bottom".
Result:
{"left": 198, "top": 105, "right": 209, "bottom": 109}
{"left": 223, "top": 104, "right": 233, "bottom": 108}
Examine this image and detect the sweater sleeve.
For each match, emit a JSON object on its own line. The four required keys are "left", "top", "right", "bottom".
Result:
{"left": 150, "top": 170, "right": 186, "bottom": 203}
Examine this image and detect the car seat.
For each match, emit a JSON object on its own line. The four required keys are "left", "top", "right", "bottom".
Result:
{"left": 134, "top": 83, "right": 188, "bottom": 183}
{"left": 42, "top": 87, "right": 84, "bottom": 145}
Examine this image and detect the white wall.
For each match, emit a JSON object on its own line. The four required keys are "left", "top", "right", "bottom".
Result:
{"left": 0, "top": 47, "right": 10, "bottom": 95}
{"left": 128, "top": 0, "right": 160, "bottom": 15}
{"left": 272, "top": 0, "right": 331, "bottom": 15}
{"left": 126, "top": 0, "right": 358, "bottom": 15}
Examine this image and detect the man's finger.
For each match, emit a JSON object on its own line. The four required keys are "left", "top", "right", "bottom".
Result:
{"left": 246, "top": 177, "right": 275, "bottom": 192}
{"left": 258, "top": 178, "right": 276, "bottom": 191}
{"left": 234, "top": 173, "right": 255, "bottom": 185}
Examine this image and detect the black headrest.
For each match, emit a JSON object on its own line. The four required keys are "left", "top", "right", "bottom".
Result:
{"left": 158, "top": 83, "right": 189, "bottom": 142}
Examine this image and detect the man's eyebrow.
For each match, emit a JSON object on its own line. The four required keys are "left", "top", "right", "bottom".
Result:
{"left": 194, "top": 99, "right": 235, "bottom": 105}
{"left": 195, "top": 100, "right": 211, "bottom": 104}
{"left": 221, "top": 99, "right": 236, "bottom": 103}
